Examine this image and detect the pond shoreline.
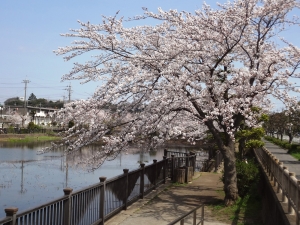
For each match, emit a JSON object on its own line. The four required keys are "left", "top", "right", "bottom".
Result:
{"left": 0, "top": 133, "right": 209, "bottom": 150}
{"left": 0, "top": 133, "right": 60, "bottom": 143}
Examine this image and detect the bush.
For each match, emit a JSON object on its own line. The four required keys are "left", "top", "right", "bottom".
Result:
{"left": 236, "top": 159, "right": 260, "bottom": 197}
{"left": 7, "top": 126, "right": 14, "bottom": 133}
{"left": 221, "top": 158, "right": 260, "bottom": 197}
{"left": 27, "top": 122, "right": 42, "bottom": 132}
{"left": 27, "top": 122, "right": 35, "bottom": 130}
{"left": 221, "top": 159, "right": 260, "bottom": 198}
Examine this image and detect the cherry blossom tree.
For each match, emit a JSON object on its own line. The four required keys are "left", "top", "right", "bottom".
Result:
{"left": 53, "top": 0, "right": 300, "bottom": 205}
{"left": 7, "top": 111, "right": 30, "bottom": 128}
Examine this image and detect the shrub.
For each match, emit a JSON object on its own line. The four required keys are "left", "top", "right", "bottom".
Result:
{"left": 236, "top": 159, "right": 260, "bottom": 197}
{"left": 221, "top": 159, "right": 260, "bottom": 197}
{"left": 27, "top": 122, "right": 42, "bottom": 132}
{"left": 7, "top": 126, "right": 14, "bottom": 133}
{"left": 27, "top": 122, "right": 35, "bottom": 130}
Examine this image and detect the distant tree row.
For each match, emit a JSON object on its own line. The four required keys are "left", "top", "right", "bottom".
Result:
{"left": 4, "top": 93, "right": 64, "bottom": 109}
{"left": 264, "top": 106, "right": 300, "bottom": 143}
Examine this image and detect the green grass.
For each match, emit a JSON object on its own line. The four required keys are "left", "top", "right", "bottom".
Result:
{"left": 207, "top": 191, "right": 264, "bottom": 225}
{"left": 6, "top": 135, "right": 60, "bottom": 143}
{"left": 290, "top": 152, "right": 300, "bottom": 160}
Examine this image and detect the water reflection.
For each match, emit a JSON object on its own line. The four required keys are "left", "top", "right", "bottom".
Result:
{"left": 0, "top": 143, "right": 204, "bottom": 218}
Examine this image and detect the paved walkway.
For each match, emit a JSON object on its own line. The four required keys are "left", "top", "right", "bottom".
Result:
{"left": 105, "top": 172, "right": 230, "bottom": 225}
{"left": 264, "top": 140, "right": 300, "bottom": 179}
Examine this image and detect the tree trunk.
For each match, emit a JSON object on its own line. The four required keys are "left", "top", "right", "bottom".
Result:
{"left": 220, "top": 139, "right": 238, "bottom": 206}
{"left": 288, "top": 134, "right": 293, "bottom": 144}
{"left": 205, "top": 121, "right": 239, "bottom": 205}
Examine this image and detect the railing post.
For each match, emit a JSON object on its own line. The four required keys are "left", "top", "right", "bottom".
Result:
{"left": 99, "top": 177, "right": 106, "bottom": 225}
{"left": 278, "top": 162, "right": 283, "bottom": 194}
{"left": 282, "top": 167, "right": 288, "bottom": 203}
{"left": 140, "top": 163, "right": 145, "bottom": 199}
{"left": 288, "top": 172, "right": 296, "bottom": 215}
{"left": 201, "top": 204, "right": 204, "bottom": 225}
{"left": 193, "top": 210, "right": 196, "bottom": 225}
{"left": 185, "top": 153, "right": 189, "bottom": 168}
{"left": 297, "top": 180, "right": 300, "bottom": 225}
{"left": 267, "top": 152, "right": 272, "bottom": 176}
{"left": 123, "top": 169, "right": 129, "bottom": 210}
{"left": 185, "top": 154, "right": 190, "bottom": 183}
{"left": 4, "top": 207, "right": 18, "bottom": 225}
{"left": 274, "top": 159, "right": 279, "bottom": 187}
{"left": 164, "top": 148, "right": 168, "bottom": 157}
{"left": 63, "top": 187, "right": 73, "bottom": 225}
{"left": 171, "top": 155, "right": 175, "bottom": 182}
{"left": 270, "top": 156, "right": 274, "bottom": 181}
{"left": 163, "top": 156, "right": 167, "bottom": 184}
{"left": 153, "top": 159, "right": 157, "bottom": 189}
{"left": 190, "top": 152, "right": 196, "bottom": 175}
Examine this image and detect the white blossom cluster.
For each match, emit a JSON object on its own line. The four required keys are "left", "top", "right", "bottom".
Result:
{"left": 51, "top": 0, "right": 300, "bottom": 169}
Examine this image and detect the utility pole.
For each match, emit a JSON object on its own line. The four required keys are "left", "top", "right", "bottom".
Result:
{"left": 65, "top": 84, "right": 72, "bottom": 103}
{"left": 22, "top": 79, "right": 30, "bottom": 109}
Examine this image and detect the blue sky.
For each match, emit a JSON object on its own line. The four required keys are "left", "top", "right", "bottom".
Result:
{"left": 0, "top": 0, "right": 299, "bottom": 110}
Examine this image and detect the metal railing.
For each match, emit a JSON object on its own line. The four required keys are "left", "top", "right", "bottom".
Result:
{"left": 201, "top": 150, "right": 223, "bottom": 172}
{"left": 254, "top": 147, "right": 300, "bottom": 224}
{"left": 167, "top": 204, "right": 204, "bottom": 225}
{"left": 0, "top": 154, "right": 196, "bottom": 225}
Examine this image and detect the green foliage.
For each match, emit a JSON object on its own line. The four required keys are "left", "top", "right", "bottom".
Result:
{"left": 4, "top": 97, "right": 23, "bottom": 106}
{"left": 27, "top": 122, "right": 42, "bottom": 131}
{"left": 250, "top": 106, "right": 261, "bottom": 113}
{"left": 236, "top": 127, "right": 265, "bottom": 159}
{"left": 25, "top": 97, "right": 64, "bottom": 108}
{"left": 221, "top": 159, "right": 260, "bottom": 197}
{"left": 236, "top": 127, "right": 265, "bottom": 140}
{"left": 27, "top": 122, "right": 35, "bottom": 130}
{"left": 28, "top": 93, "right": 37, "bottom": 101}
{"left": 209, "top": 180, "right": 263, "bottom": 224}
{"left": 245, "top": 140, "right": 264, "bottom": 149}
{"left": 264, "top": 136, "right": 290, "bottom": 149}
{"left": 235, "top": 159, "right": 260, "bottom": 197}
{"left": 259, "top": 113, "right": 269, "bottom": 123}
{"left": 7, "top": 126, "right": 15, "bottom": 133}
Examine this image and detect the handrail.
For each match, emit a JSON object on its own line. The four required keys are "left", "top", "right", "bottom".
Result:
{"left": 254, "top": 147, "right": 300, "bottom": 225}
{"left": 0, "top": 154, "right": 197, "bottom": 225}
{"left": 167, "top": 204, "right": 204, "bottom": 225}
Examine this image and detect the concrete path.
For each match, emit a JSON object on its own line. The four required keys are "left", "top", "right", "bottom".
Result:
{"left": 105, "top": 172, "right": 230, "bottom": 225}
{"left": 264, "top": 140, "right": 300, "bottom": 179}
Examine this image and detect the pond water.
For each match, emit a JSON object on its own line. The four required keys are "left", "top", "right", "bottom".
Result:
{"left": 0, "top": 142, "right": 204, "bottom": 219}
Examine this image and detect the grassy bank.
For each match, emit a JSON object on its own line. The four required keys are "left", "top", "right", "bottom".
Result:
{"left": 0, "top": 134, "right": 61, "bottom": 143}
{"left": 207, "top": 192, "right": 263, "bottom": 225}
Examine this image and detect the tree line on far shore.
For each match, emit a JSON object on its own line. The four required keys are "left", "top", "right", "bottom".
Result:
{"left": 4, "top": 93, "right": 64, "bottom": 109}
